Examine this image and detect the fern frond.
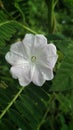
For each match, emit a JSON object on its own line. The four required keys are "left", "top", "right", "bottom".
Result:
{"left": 50, "top": 42, "right": 73, "bottom": 91}
{"left": 0, "top": 84, "right": 51, "bottom": 130}
{"left": 0, "top": 20, "right": 36, "bottom": 48}
{"left": 0, "top": 11, "right": 8, "bottom": 22}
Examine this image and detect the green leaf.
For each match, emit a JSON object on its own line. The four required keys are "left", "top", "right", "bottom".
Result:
{"left": 50, "top": 42, "right": 73, "bottom": 91}
{"left": 0, "top": 20, "right": 36, "bottom": 47}
{"left": 0, "top": 84, "right": 54, "bottom": 130}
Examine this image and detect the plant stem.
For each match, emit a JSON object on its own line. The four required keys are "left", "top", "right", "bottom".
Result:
{"left": 0, "top": 20, "right": 37, "bottom": 34}
{"left": 45, "top": 0, "right": 57, "bottom": 33}
{"left": 37, "top": 94, "right": 55, "bottom": 130}
{"left": 0, "top": 86, "right": 24, "bottom": 119}
{"left": 16, "top": 21, "right": 37, "bottom": 34}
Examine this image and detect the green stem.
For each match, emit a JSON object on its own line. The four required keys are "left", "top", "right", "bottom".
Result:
{"left": 54, "top": 93, "right": 68, "bottom": 110}
{"left": 45, "top": 0, "right": 57, "bottom": 33}
{"left": 15, "top": 21, "right": 37, "bottom": 34}
{"left": 37, "top": 94, "right": 55, "bottom": 130}
{"left": 49, "top": 0, "right": 54, "bottom": 33}
{"left": 0, "top": 20, "right": 37, "bottom": 34}
{"left": 14, "top": 2, "right": 25, "bottom": 23}
{"left": 0, "top": 87, "right": 24, "bottom": 119}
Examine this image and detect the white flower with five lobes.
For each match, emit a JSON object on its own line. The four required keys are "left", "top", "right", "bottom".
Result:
{"left": 5, "top": 34, "right": 58, "bottom": 86}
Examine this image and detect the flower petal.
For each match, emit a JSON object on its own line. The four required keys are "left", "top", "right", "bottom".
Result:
{"left": 31, "top": 65, "right": 45, "bottom": 86}
{"left": 5, "top": 41, "right": 28, "bottom": 65}
{"left": 23, "top": 34, "right": 34, "bottom": 46}
{"left": 39, "top": 63, "right": 54, "bottom": 80}
{"left": 22, "top": 34, "right": 34, "bottom": 57}
{"left": 47, "top": 43, "right": 57, "bottom": 55}
{"left": 23, "top": 34, "right": 47, "bottom": 48}
{"left": 47, "top": 43, "right": 58, "bottom": 68}
{"left": 38, "top": 43, "right": 58, "bottom": 69}
{"left": 22, "top": 34, "right": 47, "bottom": 57}
{"left": 5, "top": 52, "right": 27, "bottom": 66}
{"left": 10, "top": 41, "right": 27, "bottom": 59}
{"left": 10, "top": 63, "right": 31, "bottom": 86}
{"left": 34, "top": 34, "right": 47, "bottom": 47}
{"left": 31, "top": 34, "right": 47, "bottom": 56}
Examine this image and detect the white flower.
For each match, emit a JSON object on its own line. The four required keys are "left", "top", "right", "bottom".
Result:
{"left": 5, "top": 34, "right": 58, "bottom": 86}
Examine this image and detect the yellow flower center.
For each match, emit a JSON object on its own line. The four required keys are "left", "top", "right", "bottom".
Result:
{"left": 31, "top": 56, "right": 36, "bottom": 62}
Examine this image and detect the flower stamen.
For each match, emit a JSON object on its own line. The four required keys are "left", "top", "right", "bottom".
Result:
{"left": 31, "top": 56, "right": 36, "bottom": 62}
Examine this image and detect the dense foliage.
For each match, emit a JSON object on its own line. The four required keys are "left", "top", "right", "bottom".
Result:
{"left": 0, "top": 0, "right": 73, "bottom": 130}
